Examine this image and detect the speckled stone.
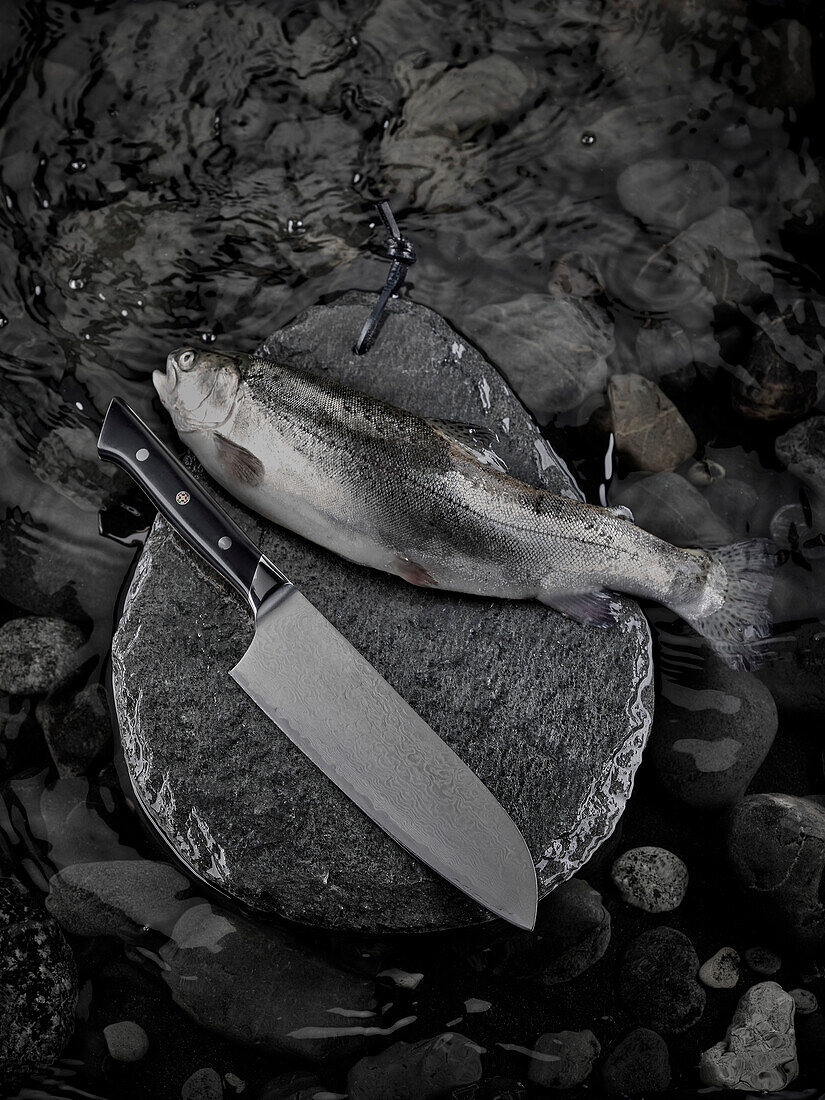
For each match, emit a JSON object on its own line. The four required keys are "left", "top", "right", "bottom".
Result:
{"left": 181, "top": 1067, "right": 223, "bottom": 1100}
{"left": 103, "top": 1020, "right": 149, "bottom": 1063}
{"left": 0, "top": 616, "right": 84, "bottom": 695}
{"left": 0, "top": 874, "right": 77, "bottom": 1083}
{"left": 112, "top": 293, "right": 654, "bottom": 931}
{"left": 602, "top": 1028, "right": 671, "bottom": 1097}
{"left": 790, "top": 988, "right": 817, "bottom": 1014}
{"left": 745, "top": 946, "right": 782, "bottom": 975}
{"left": 619, "top": 926, "right": 705, "bottom": 1033}
{"left": 528, "top": 1030, "right": 600, "bottom": 1089}
{"left": 699, "top": 947, "right": 740, "bottom": 989}
{"left": 700, "top": 981, "right": 798, "bottom": 1090}
{"left": 610, "top": 846, "right": 688, "bottom": 912}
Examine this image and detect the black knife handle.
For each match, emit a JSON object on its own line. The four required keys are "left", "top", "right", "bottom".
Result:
{"left": 98, "top": 398, "right": 286, "bottom": 612}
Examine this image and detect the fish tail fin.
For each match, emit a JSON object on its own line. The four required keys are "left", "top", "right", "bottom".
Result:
{"left": 681, "top": 539, "right": 776, "bottom": 671}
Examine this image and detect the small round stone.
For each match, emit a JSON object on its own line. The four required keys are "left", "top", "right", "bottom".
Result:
{"left": 744, "top": 946, "right": 782, "bottom": 975}
{"left": 103, "top": 1020, "right": 149, "bottom": 1063}
{"left": 135, "top": 448, "right": 149, "bottom": 462}
{"left": 699, "top": 947, "right": 740, "bottom": 989}
{"left": 181, "top": 1067, "right": 223, "bottom": 1100}
{"left": 611, "top": 846, "right": 688, "bottom": 912}
{"left": 790, "top": 988, "right": 818, "bottom": 1014}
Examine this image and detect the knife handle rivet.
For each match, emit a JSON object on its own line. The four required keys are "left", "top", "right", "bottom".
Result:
{"left": 218, "top": 536, "right": 232, "bottom": 550}
{"left": 135, "top": 448, "right": 149, "bottom": 462}
{"left": 176, "top": 491, "right": 190, "bottom": 505}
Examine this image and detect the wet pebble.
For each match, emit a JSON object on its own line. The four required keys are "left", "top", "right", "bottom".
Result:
{"left": 699, "top": 947, "right": 740, "bottom": 989}
{"left": 527, "top": 1029, "right": 600, "bottom": 1089}
{"left": 727, "top": 794, "right": 825, "bottom": 954}
{"left": 36, "top": 682, "right": 112, "bottom": 777}
{"left": 601, "top": 1028, "right": 671, "bottom": 1097}
{"left": 731, "top": 329, "right": 818, "bottom": 422}
{"left": 610, "top": 846, "right": 688, "bottom": 912}
{"left": 0, "top": 616, "right": 84, "bottom": 695}
{"left": 649, "top": 657, "right": 777, "bottom": 809}
{"left": 102, "top": 1020, "right": 149, "bottom": 1063}
{"left": 610, "top": 472, "right": 732, "bottom": 547}
{"left": 744, "top": 946, "right": 782, "bottom": 975}
{"left": 0, "top": 874, "right": 77, "bottom": 1080}
{"left": 700, "top": 981, "right": 798, "bottom": 1089}
{"left": 775, "top": 415, "right": 825, "bottom": 495}
{"left": 181, "top": 1067, "right": 223, "bottom": 1100}
{"left": 466, "top": 294, "right": 614, "bottom": 420}
{"left": 347, "top": 1032, "right": 481, "bottom": 1100}
{"left": 608, "top": 374, "right": 696, "bottom": 472}
{"left": 790, "top": 988, "right": 817, "bottom": 1014}
{"left": 619, "top": 926, "right": 705, "bottom": 1033}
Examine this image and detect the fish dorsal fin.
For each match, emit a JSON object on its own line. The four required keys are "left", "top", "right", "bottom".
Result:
{"left": 214, "top": 432, "right": 265, "bottom": 487}
{"left": 425, "top": 417, "right": 508, "bottom": 473}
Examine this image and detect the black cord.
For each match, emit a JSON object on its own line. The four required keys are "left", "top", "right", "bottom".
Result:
{"left": 354, "top": 201, "right": 416, "bottom": 355}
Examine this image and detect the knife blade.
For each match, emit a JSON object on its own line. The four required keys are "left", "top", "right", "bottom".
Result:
{"left": 98, "top": 397, "right": 538, "bottom": 930}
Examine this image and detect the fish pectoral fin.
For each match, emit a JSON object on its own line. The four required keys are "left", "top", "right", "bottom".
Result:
{"left": 425, "top": 417, "right": 508, "bottom": 473}
{"left": 394, "top": 556, "right": 439, "bottom": 587}
{"left": 214, "top": 432, "right": 265, "bottom": 487}
{"left": 540, "top": 589, "right": 622, "bottom": 627}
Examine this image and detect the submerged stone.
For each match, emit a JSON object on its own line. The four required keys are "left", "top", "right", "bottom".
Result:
{"left": 111, "top": 293, "right": 653, "bottom": 932}
{"left": 527, "top": 1030, "right": 600, "bottom": 1089}
{"left": 0, "top": 616, "right": 84, "bottom": 695}
{"left": 347, "top": 1032, "right": 482, "bottom": 1100}
{"left": 601, "top": 1028, "right": 671, "bottom": 1097}
{"left": 608, "top": 373, "right": 696, "bottom": 471}
{"left": 619, "top": 926, "right": 705, "bottom": 1033}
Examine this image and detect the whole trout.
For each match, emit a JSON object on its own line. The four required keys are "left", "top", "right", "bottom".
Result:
{"left": 154, "top": 347, "right": 774, "bottom": 670}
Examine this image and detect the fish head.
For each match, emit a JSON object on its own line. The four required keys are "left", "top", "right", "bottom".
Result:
{"left": 154, "top": 347, "right": 243, "bottom": 432}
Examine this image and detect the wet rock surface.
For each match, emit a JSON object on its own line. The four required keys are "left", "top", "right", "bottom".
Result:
{"left": 112, "top": 294, "right": 654, "bottom": 931}
{"left": 650, "top": 658, "right": 778, "bottom": 808}
{"left": 700, "top": 981, "right": 798, "bottom": 1090}
{"left": 527, "top": 1029, "right": 599, "bottom": 1089}
{"left": 608, "top": 374, "right": 697, "bottom": 471}
{"left": 619, "top": 926, "right": 705, "bottom": 1034}
{"left": 0, "top": 874, "right": 77, "bottom": 1083}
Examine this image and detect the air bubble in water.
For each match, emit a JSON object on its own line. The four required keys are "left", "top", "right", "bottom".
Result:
{"left": 68, "top": 277, "right": 84, "bottom": 289}
{"left": 581, "top": 132, "right": 596, "bottom": 146}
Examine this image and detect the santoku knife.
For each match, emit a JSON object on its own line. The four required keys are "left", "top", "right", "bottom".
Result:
{"left": 98, "top": 397, "right": 538, "bottom": 930}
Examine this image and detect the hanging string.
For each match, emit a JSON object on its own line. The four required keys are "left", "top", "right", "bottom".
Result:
{"left": 354, "top": 201, "right": 416, "bottom": 355}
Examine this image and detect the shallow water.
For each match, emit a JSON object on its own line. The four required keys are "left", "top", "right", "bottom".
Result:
{"left": 2, "top": 0, "right": 825, "bottom": 1096}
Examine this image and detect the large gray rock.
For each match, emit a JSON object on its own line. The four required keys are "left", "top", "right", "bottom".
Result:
{"left": 700, "top": 981, "right": 798, "bottom": 1090}
{"left": 111, "top": 292, "right": 654, "bottom": 931}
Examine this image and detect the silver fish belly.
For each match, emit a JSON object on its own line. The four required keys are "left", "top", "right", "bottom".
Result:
{"left": 154, "top": 347, "right": 774, "bottom": 670}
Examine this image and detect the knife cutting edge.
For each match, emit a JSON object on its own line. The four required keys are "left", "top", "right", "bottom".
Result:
{"left": 98, "top": 397, "right": 538, "bottom": 930}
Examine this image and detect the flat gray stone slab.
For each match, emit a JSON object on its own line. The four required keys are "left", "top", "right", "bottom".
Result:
{"left": 112, "top": 292, "right": 653, "bottom": 931}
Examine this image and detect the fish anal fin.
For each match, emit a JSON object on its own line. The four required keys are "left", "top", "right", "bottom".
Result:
{"left": 425, "top": 417, "right": 508, "bottom": 473}
{"left": 394, "top": 557, "right": 438, "bottom": 587}
{"left": 540, "top": 589, "right": 621, "bottom": 627}
{"left": 214, "top": 433, "right": 265, "bottom": 487}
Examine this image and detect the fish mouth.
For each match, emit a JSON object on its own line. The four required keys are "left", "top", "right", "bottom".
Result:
{"left": 152, "top": 353, "right": 178, "bottom": 397}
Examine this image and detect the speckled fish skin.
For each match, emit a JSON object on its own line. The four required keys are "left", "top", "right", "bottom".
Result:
{"left": 154, "top": 347, "right": 774, "bottom": 670}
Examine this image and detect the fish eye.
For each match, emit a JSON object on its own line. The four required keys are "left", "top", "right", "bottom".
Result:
{"left": 179, "top": 350, "right": 195, "bottom": 370}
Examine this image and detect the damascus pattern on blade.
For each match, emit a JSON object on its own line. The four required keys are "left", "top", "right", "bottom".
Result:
{"left": 229, "top": 584, "right": 536, "bottom": 928}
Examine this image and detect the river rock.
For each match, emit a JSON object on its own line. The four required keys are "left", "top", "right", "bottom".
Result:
{"left": 601, "top": 1029, "right": 671, "bottom": 1097}
{"left": 0, "top": 615, "right": 84, "bottom": 694}
{"left": 36, "top": 682, "right": 112, "bottom": 776}
{"left": 649, "top": 658, "right": 777, "bottom": 808}
{"left": 610, "top": 846, "right": 688, "bottom": 912}
{"left": 726, "top": 794, "right": 825, "bottom": 954}
{"left": 465, "top": 293, "right": 614, "bottom": 420}
{"left": 743, "top": 20, "right": 815, "bottom": 109}
{"left": 775, "top": 415, "right": 825, "bottom": 495}
{"left": 159, "top": 901, "right": 375, "bottom": 1061}
{"left": 619, "top": 926, "right": 705, "bottom": 1033}
{"left": 181, "top": 1067, "right": 223, "bottom": 1100}
{"left": 608, "top": 374, "right": 696, "bottom": 471}
{"left": 527, "top": 1030, "right": 600, "bottom": 1089}
{"left": 347, "top": 1032, "right": 481, "bottom": 1100}
{"left": 616, "top": 158, "right": 729, "bottom": 230}
{"left": 103, "top": 1020, "right": 149, "bottom": 1063}
{"left": 699, "top": 947, "right": 740, "bottom": 989}
{"left": 744, "top": 946, "right": 782, "bottom": 976}
{"left": 790, "top": 988, "right": 817, "bottom": 1014}
{"left": 732, "top": 328, "right": 818, "bottom": 422}
{"left": 47, "top": 859, "right": 192, "bottom": 939}
{"left": 0, "top": 874, "right": 77, "bottom": 1083}
{"left": 610, "top": 471, "right": 733, "bottom": 547}
{"left": 112, "top": 292, "right": 653, "bottom": 931}
{"left": 699, "top": 981, "right": 798, "bottom": 1090}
